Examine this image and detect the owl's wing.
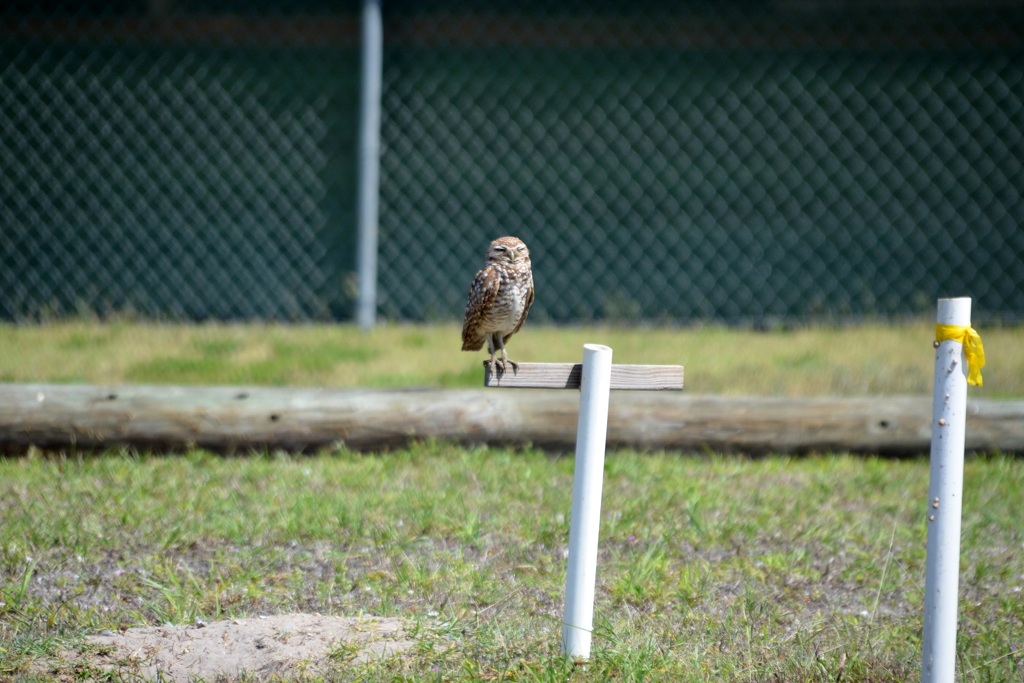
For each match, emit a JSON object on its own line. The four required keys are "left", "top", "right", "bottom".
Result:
{"left": 504, "top": 280, "right": 534, "bottom": 341}
{"left": 461, "top": 265, "right": 501, "bottom": 351}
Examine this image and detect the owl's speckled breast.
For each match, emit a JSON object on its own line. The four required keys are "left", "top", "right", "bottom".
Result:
{"left": 487, "top": 268, "right": 532, "bottom": 333}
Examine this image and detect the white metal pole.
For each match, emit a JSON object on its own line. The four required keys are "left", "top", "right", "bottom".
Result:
{"left": 355, "top": 0, "right": 382, "bottom": 330}
{"left": 562, "top": 343, "right": 613, "bottom": 660}
{"left": 922, "top": 297, "right": 971, "bottom": 683}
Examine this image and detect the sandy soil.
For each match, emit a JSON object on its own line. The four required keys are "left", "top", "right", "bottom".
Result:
{"left": 62, "top": 613, "right": 414, "bottom": 681}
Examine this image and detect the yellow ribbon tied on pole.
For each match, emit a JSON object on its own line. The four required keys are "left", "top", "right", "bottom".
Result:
{"left": 935, "top": 324, "right": 986, "bottom": 387}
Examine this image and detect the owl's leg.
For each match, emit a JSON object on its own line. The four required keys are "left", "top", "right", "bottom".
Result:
{"left": 497, "top": 335, "right": 518, "bottom": 375}
{"left": 486, "top": 334, "right": 499, "bottom": 375}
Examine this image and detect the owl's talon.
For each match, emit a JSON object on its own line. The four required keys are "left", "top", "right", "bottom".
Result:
{"left": 507, "top": 359, "right": 519, "bottom": 375}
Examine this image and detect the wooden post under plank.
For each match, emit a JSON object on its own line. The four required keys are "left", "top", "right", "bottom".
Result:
{"left": 483, "top": 362, "right": 683, "bottom": 390}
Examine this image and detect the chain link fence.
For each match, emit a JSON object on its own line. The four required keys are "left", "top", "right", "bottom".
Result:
{"left": 3, "top": 2, "right": 1023, "bottom": 324}
{"left": 1, "top": 1, "right": 361, "bottom": 320}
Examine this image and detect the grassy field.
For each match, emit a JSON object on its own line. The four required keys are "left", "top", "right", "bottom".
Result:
{"left": 1, "top": 448, "right": 1022, "bottom": 681}
{"left": 1, "top": 321, "right": 1022, "bottom": 681}
{"left": 1, "top": 320, "right": 1023, "bottom": 397}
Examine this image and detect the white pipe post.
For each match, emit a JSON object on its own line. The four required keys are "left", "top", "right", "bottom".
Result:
{"left": 922, "top": 297, "right": 971, "bottom": 683}
{"left": 355, "top": 0, "right": 382, "bottom": 330}
{"left": 562, "top": 344, "right": 613, "bottom": 660}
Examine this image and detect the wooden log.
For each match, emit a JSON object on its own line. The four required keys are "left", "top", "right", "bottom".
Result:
{"left": 482, "top": 362, "right": 683, "bottom": 390}
{"left": 0, "top": 384, "right": 1022, "bottom": 455}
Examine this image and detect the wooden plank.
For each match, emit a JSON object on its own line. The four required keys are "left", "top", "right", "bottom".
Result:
{"left": 1, "top": 384, "right": 1022, "bottom": 455}
{"left": 482, "top": 362, "right": 684, "bottom": 390}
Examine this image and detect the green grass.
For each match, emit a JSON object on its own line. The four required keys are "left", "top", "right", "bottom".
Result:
{"left": 1, "top": 320, "right": 1023, "bottom": 397}
{"left": 1, "top": 447, "right": 1022, "bottom": 681}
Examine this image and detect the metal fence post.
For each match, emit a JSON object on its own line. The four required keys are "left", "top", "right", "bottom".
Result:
{"left": 356, "top": 0, "right": 383, "bottom": 329}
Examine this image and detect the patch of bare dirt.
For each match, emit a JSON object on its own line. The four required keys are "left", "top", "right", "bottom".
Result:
{"left": 64, "top": 614, "right": 414, "bottom": 681}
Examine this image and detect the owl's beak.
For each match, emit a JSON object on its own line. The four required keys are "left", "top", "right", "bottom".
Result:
{"left": 508, "top": 251, "right": 518, "bottom": 262}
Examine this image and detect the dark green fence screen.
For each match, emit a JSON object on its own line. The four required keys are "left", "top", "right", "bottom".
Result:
{"left": 3, "top": 2, "right": 1022, "bottom": 323}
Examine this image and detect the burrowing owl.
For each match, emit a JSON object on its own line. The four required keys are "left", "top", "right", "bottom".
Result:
{"left": 461, "top": 236, "right": 535, "bottom": 374}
